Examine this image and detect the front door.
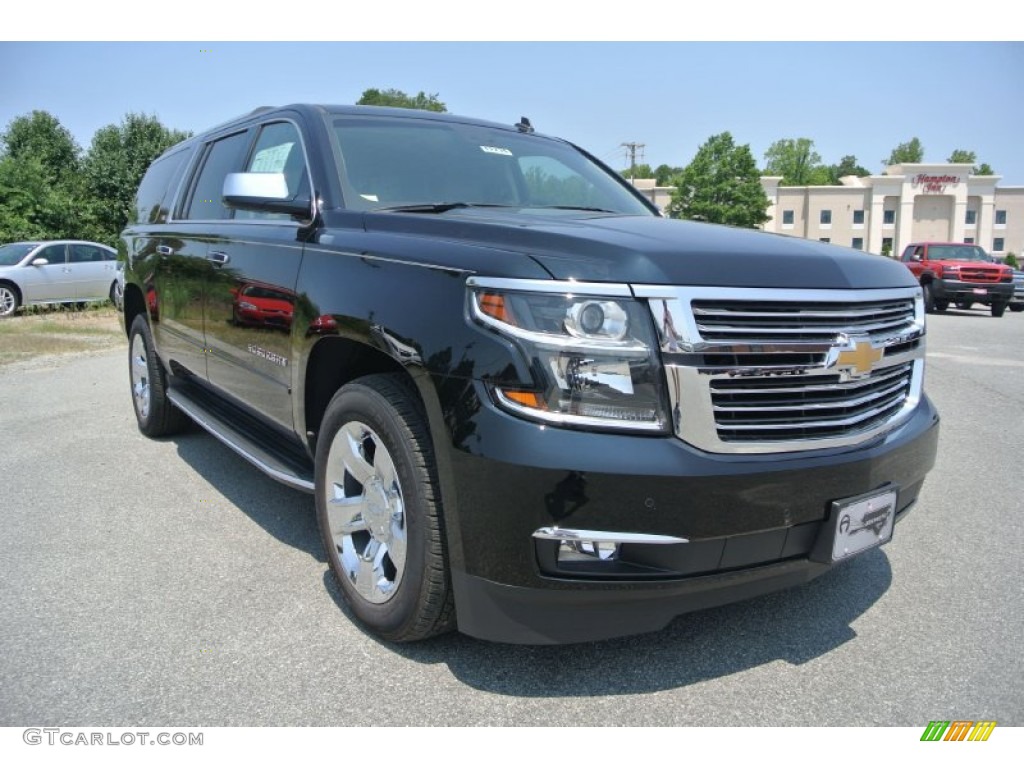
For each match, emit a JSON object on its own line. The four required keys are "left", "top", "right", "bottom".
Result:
{"left": 21, "top": 243, "right": 70, "bottom": 303}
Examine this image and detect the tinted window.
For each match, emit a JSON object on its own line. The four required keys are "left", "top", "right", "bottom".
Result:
{"left": 331, "top": 116, "right": 651, "bottom": 215}
{"left": 185, "top": 132, "right": 249, "bottom": 220}
{"left": 852, "top": 210, "right": 864, "bottom": 224}
{"left": 782, "top": 210, "right": 794, "bottom": 225}
{"left": 132, "top": 148, "right": 189, "bottom": 225}
{"left": 37, "top": 244, "right": 67, "bottom": 265}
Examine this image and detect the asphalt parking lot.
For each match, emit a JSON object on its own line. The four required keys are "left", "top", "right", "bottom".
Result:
{"left": 1, "top": 309, "right": 1021, "bottom": 727}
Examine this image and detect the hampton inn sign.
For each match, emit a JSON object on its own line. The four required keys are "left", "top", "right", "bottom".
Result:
{"left": 912, "top": 173, "right": 961, "bottom": 194}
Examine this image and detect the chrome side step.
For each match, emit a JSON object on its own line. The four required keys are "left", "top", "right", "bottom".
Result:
{"left": 167, "top": 387, "right": 315, "bottom": 493}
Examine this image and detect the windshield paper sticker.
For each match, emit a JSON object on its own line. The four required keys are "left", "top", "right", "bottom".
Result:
{"left": 480, "top": 146, "right": 513, "bottom": 156}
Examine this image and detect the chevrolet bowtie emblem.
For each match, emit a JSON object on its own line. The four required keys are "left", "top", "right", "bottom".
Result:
{"left": 834, "top": 339, "right": 883, "bottom": 376}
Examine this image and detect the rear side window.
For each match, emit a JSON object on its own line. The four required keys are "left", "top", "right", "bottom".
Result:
{"left": 132, "top": 149, "right": 190, "bottom": 226}
{"left": 184, "top": 132, "right": 250, "bottom": 220}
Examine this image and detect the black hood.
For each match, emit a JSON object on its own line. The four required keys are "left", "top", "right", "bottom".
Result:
{"left": 360, "top": 210, "right": 917, "bottom": 290}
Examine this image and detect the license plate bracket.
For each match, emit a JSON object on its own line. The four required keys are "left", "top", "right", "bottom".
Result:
{"left": 811, "top": 486, "right": 898, "bottom": 564}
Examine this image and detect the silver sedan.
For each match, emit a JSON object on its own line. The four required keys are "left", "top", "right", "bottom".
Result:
{"left": 0, "top": 240, "right": 119, "bottom": 317}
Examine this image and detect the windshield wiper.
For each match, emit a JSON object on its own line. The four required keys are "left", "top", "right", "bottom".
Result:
{"left": 533, "top": 205, "right": 618, "bottom": 213}
{"left": 376, "top": 202, "right": 516, "bottom": 214}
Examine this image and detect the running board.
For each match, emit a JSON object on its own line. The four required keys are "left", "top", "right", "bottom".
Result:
{"left": 167, "top": 386, "right": 315, "bottom": 494}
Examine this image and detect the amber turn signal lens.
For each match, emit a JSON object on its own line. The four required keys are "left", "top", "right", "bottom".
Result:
{"left": 478, "top": 292, "right": 514, "bottom": 324}
{"left": 501, "top": 390, "right": 545, "bottom": 410}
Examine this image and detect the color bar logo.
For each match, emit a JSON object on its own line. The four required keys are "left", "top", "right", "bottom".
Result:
{"left": 920, "top": 720, "right": 997, "bottom": 741}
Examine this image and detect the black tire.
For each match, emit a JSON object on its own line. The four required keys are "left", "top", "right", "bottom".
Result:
{"left": 922, "top": 282, "right": 936, "bottom": 313}
{"left": 1010, "top": 305, "right": 1023, "bottom": 313}
{"left": 935, "top": 299, "right": 949, "bottom": 312}
{"left": 956, "top": 300, "right": 973, "bottom": 310}
{"left": 315, "top": 374, "right": 454, "bottom": 642}
{"left": 0, "top": 283, "right": 19, "bottom": 317}
{"left": 991, "top": 302, "right": 1007, "bottom": 318}
{"left": 128, "top": 315, "right": 190, "bottom": 437}
{"left": 110, "top": 280, "right": 122, "bottom": 307}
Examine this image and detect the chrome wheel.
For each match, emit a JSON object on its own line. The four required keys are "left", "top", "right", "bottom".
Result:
{"left": 130, "top": 332, "right": 151, "bottom": 420}
{"left": 0, "top": 286, "right": 17, "bottom": 317}
{"left": 324, "top": 421, "right": 407, "bottom": 604}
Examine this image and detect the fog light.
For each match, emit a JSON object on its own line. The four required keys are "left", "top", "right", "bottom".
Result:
{"left": 559, "top": 539, "right": 620, "bottom": 562}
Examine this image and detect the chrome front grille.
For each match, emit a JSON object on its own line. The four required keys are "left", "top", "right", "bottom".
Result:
{"left": 692, "top": 298, "right": 916, "bottom": 340}
{"left": 710, "top": 363, "right": 913, "bottom": 442}
{"left": 633, "top": 285, "right": 926, "bottom": 454}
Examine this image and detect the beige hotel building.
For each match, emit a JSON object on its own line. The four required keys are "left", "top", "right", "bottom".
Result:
{"left": 634, "top": 163, "right": 1024, "bottom": 260}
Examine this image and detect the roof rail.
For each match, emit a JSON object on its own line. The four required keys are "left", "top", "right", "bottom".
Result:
{"left": 203, "top": 105, "right": 278, "bottom": 135}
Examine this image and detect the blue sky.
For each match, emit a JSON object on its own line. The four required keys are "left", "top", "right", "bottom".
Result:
{"left": 2, "top": 41, "right": 1023, "bottom": 183}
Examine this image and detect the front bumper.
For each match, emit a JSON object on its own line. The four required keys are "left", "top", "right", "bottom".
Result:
{"left": 441, "top": 386, "right": 940, "bottom": 644}
{"left": 932, "top": 278, "right": 1013, "bottom": 303}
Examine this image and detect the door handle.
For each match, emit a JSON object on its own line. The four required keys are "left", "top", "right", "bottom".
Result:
{"left": 156, "top": 245, "right": 174, "bottom": 257}
{"left": 208, "top": 251, "right": 230, "bottom": 266}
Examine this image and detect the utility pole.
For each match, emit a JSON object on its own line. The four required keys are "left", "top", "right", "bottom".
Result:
{"left": 621, "top": 142, "right": 646, "bottom": 183}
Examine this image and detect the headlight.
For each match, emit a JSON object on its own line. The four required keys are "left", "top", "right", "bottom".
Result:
{"left": 469, "top": 280, "right": 668, "bottom": 432}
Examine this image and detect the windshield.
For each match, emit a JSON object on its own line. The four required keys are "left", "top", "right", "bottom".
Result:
{"left": 928, "top": 245, "right": 992, "bottom": 262}
{"left": 0, "top": 243, "right": 38, "bottom": 266}
{"left": 330, "top": 116, "right": 653, "bottom": 216}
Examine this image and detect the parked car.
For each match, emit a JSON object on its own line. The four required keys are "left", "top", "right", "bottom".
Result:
{"left": 120, "top": 104, "right": 939, "bottom": 644}
{"left": 0, "top": 240, "right": 119, "bottom": 317}
{"left": 1010, "top": 269, "right": 1024, "bottom": 312}
{"left": 898, "top": 242, "right": 1014, "bottom": 316}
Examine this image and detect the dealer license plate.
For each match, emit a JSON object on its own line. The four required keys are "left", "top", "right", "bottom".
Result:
{"left": 973, "top": 288, "right": 988, "bottom": 295}
{"left": 830, "top": 487, "right": 897, "bottom": 562}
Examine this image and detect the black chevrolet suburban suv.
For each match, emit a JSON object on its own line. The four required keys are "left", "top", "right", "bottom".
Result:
{"left": 120, "top": 104, "right": 939, "bottom": 644}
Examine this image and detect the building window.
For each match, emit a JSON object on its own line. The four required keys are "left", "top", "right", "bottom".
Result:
{"left": 852, "top": 237, "right": 864, "bottom": 250}
{"left": 820, "top": 210, "right": 832, "bottom": 225}
{"left": 965, "top": 209, "right": 977, "bottom": 225}
{"left": 993, "top": 238, "right": 1005, "bottom": 252}
{"left": 852, "top": 210, "right": 864, "bottom": 225}
{"left": 782, "top": 209, "right": 794, "bottom": 225}
{"left": 882, "top": 237, "right": 894, "bottom": 255}
{"left": 965, "top": 237, "right": 975, "bottom": 244}
{"left": 995, "top": 210, "right": 1007, "bottom": 226}
{"left": 883, "top": 210, "right": 895, "bottom": 225}
{"left": 819, "top": 237, "right": 830, "bottom": 243}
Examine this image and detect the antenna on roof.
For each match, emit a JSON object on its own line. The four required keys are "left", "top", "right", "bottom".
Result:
{"left": 515, "top": 117, "right": 534, "bottom": 134}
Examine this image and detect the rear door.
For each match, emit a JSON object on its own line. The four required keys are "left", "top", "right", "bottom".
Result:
{"left": 154, "top": 130, "right": 251, "bottom": 380}
{"left": 68, "top": 243, "right": 116, "bottom": 300}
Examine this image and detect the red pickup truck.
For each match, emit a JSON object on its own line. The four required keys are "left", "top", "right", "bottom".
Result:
{"left": 899, "top": 242, "right": 1014, "bottom": 316}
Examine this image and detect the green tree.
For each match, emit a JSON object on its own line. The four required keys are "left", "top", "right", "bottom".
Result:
{"left": 0, "top": 111, "right": 82, "bottom": 241}
{"left": 763, "top": 138, "right": 824, "bottom": 186}
{"left": 885, "top": 137, "right": 924, "bottom": 165}
{"left": 81, "top": 113, "right": 190, "bottom": 245}
{"left": 946, "top": 149, "right": 995, "bottom": 175}
{"left": 356, "top": 88, "right": 447, "bottom": 112}
{"left": 1, "top": 110, "right": 80, "bottom": 185}
{"left": 667, "top": 132, "right": 769, "bottom": 228}
{"left": 947, "top": 149, "right": 976, "bottom": 164}
{"left": 1004, "top": 252, "right": 1018, "bottom": 269}
{"left": 619, "top": 163, "right": 653, "bottom": 180}
{"left": 654, "top": 163, "right": 685, "bottom": 186}
{"left": 830, "top": 154, "right": 871, "bottom": 181}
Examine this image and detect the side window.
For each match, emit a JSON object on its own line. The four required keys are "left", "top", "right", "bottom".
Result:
{"left": 70, "top": 244, "right": 104, "bottom": 263}
{"left": 132, "top": 149, "right": 189, "bottom": 225}
{"left": 37, "top": 244, "right": 66, "bottom": 265}
{"left": 236, "top": 122, "right": 310, "bottom": 221}
{"left": 184, "top": 132, "right": 249, "bottom": 220}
